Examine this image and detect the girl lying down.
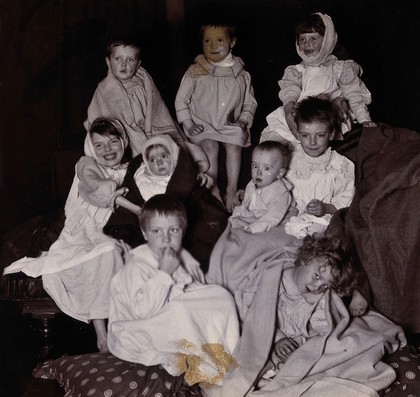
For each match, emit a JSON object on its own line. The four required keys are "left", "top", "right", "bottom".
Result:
{"left": 204, "top": 234, "right": 406, "bottom": 397}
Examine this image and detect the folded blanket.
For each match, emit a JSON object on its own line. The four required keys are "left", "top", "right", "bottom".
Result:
{"left": 206, "top": 206, "right": 300, "bottom": 294}
{"left": 343, "top": 124, "right": 420, "bottom": 333}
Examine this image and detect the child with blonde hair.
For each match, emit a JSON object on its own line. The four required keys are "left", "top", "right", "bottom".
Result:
{"left": 108, "top": 194, "right": 239, "bottom": 388}
{"left": 175, "top": 20, "right": 257, "bottom": 212}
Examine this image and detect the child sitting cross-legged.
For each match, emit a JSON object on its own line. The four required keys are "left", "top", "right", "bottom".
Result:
{"left": 107, "top": 194, "right": 239, "bottom": 388}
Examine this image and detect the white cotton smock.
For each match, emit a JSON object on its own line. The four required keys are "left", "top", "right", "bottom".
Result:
{"left": 108, "top": 244, "right": 240, "bottom": 386}
{"left": 3, "top": 156, "right": 129, "bottom": 322}
{"left": 284, "top": 144, "right": 355, "bottom": 238}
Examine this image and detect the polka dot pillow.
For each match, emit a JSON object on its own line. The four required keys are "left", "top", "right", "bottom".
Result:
{"left": 33, "top": 352, "right": 202, "bottom": 397}
{"left": 381, "top": 344, "right": 420, "bottom": 397}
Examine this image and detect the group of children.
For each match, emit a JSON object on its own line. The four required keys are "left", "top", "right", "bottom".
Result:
{"left": 4, "top": 11, "right": 379, "bottom": 390}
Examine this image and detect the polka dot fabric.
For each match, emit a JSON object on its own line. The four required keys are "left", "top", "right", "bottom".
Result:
{"left": 380, "top": 344, "right": 420, "bottom": 397}
{"left": 33, "top": 352, "right": 202, "bottom": 397}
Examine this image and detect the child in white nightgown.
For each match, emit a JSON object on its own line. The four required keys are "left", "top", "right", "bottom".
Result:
{"left": 108, "top": 194, "right": 239, "bottom": 388}
{"left": 3, "top": 118, "right": 138, "bottom": 352}
{"left": 279, "top": 96, "right": 355, "bottom": 239}
{"left": 260, "top": 12, "right": 376, "bottom": 144}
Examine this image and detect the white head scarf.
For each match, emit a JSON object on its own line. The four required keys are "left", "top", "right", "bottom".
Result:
{"left": 135, "top": 135, "right": 180, "bottom": 201}
{"left": 296, "top": 12, "right": 338, "bottom": 67}
{"left": 83, "top": 118, "right": 129, "bottom": 162}
{"left": 141, "top": 134, "right": 179, "bottom": 176}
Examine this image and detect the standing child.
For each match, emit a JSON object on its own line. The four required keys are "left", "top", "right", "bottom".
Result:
{"left": 282, "top": 96, "right": 355, "bottom": 239}
{"left": 85, "top": 35, "right": 208, "bottom": 172}
{"left": 260, "top": 12, "right": 376, "bottom": 144}
{"left": 230, "top": 140, "right": 294, "bottom": 233}
{"left": 3, "top": 118, "right": 137, "bottom": 352}
{"left": 107, "top": 194, "right": 239, "bottom": 388}
{"left": 175, "top": 21, "right": 257, "bottom": 212}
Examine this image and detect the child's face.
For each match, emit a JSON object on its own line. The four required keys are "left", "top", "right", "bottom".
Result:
{"left": 106, "top": 45, "right": 141, "bottom": 83}
{"left": 91, "top": 133, "right": 124, "bottom": 168}
{"left": 293, "top": 257, "right": 335, "bottom": 294}
{"left": 202, "top": 27, "right": 236, "bottom": 63}
{"left": 298, "top": 32, "right": 323, "bottom": 57}
{"left": 147, "top": 146, "right": 173, "bottom": 176}
{"left": 297, "top": 120, "right": 334, "bottom": 157}
{"left": 251, "top": 148, "right": 285, "bottom": 189}
{"left": 141, "top": 214, "right": 184, "bottom": 256}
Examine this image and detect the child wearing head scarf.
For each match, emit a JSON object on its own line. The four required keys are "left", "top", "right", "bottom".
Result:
{"left": 104, "top": 134, "right": 229, "bottom": 273}
{"left": 135, "top": 135, "right": 180, "bottom": 201}
{"left": 260, "top": 12, "right": 376, "bottom": 144}
{"left": 3, "top": 117, "right": 135, "bottom": 353}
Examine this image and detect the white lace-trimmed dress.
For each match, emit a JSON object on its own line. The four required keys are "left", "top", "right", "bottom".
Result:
{"left": 3, "top": 156, "right": 128, "bottom": 322}
{"left": 260, "top": 56, "right": 373, "bottom": 144}
{"left": 284, "top": 144, "right": 355, "bottom": 238}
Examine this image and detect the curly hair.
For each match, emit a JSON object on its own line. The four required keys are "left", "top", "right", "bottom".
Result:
{"left": 295, "top": 234, "right": 358, "bottom": 296}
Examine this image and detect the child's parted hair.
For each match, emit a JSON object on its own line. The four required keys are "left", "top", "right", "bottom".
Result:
{"left": 105, "top": 34, "right": 141, "bottom": 59}
{"left": 255, "top": 141, "right": 291, "bottom": 169}
{"left": 296, "top": 233, "right": 357, "bottom": 296}
{"left": 90, "top": 117, "right": 124, "bottom": 138}
{"left": 89, "top": 117, "right": 131, "bottom": 162}
{"left": 139, "top": 194, "right": 188, "bottom": 232}
{"left": 295, "top": 13, "right": 325, "bottom": 41}
{"left": 294, "top": 96, "right": 340, "bottom": 137}
{"left": 199, "top": 19, "right": 237, "bottom": 42}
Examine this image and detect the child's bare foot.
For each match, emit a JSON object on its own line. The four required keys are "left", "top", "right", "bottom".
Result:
{"left": 97, "top": 337, "right": 109, "bottom": 353}
{"left": 93, "top": 318, "right": 108, "bottom": 353}
{"left": 225, "top": 189, "right": 237, "bottom": 213}
{"left": 211, "top": 185, "right": 225, "bottom": 207}
{"left": 349, "top": 290, "right": 368, "bottom": 316}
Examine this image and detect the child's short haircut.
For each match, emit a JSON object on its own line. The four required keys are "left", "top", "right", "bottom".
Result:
{"left": 255, "top": 141, "right": 291, "bottom": 169}
{"left": 199, "top": 19, "right": 237, "bottom": 41}
{"left": 139, "top": 194, "right": 187, "bottom": 232}
{"left": 295, "top": 13, "right": 325, "bottom": 40}
{"left": 294, "top": 96, "right": 340, "bottom": 137}
{"left": 296, "top": 234, "right": 358, "bottom": 296}
{"left": 105, "top": 34, "right": 141, "bottom": 59}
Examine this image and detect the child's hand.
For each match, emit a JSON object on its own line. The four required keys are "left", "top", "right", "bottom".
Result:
{"left": 306, "top": 199, "right": 325, "bottom": 216}
{"left": 274, "top": 337, "right": 299, "bottom": 362}
{"left": 349, "top": 290, "right": 369, "bottom": 317}
{"left": 188, "top": 124, "right": 204, "bottom": 136}
{"left": 331, "top": 97, "right": 353, "bottom": 132}
{"left": 158, "top": 247, "right": 181, "bottom": 276}
{"left": 232, "top": 189, "right": 245, "bottom": 207}
{"left": 197, "top": 172, "right": 214, "bottom": 189}
{"left": 114, "top": 187, "right": 129, "bottom": 198}
{"left": 237, "top": 120, "right": 249, "bottom": 141}
{"left": 362, "top": 121, "right": 377, "bottom": 128}
{"left": 284, "top": 102, "right": 299, "bottom": 139}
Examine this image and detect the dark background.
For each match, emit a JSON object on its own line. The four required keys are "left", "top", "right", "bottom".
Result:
{"left": 1, "top": 0, "right": 419, "bottom": 237}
